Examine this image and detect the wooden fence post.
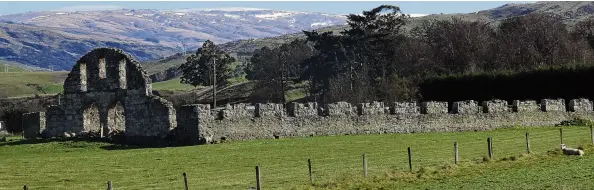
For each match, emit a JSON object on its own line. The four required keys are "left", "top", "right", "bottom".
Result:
{"left": 107, "top": 181, "right": 112, "bottom": 190}
{"left": 256, "top": 165, "right": 261, "bottom": 190}
{"left": 454, "top": 141, "right": 459, "bottom": 165}
{"left": 526, "top": 132, "right": 531, "bottom": 154}
{"left": 183, "top": 172, "right": 189, "bottom": 190}
{"left": 23, "top": 185, "right": 28, "bottom": 190}
{"left": 590, "top": 126, "right": 593, "bottom": 145}
{"left": 308, "top": 159, "right": 313, "bottom": 185}
{"left": 559, "top": 128, "right": 563, "bottom": 144}
{"left": 408, "top": 147, "right": 412, "bottom": 172}
{"left": 487, "top": 137, "right": 493, "bottom": 160}
{"left": 362, "top": 153, "right": 367, "bottom": 177}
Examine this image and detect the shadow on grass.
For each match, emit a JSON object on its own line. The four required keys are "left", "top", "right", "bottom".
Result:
{"left": 0, "top": 137, "right": 108, "bottom": 146}
{"left": 0, "top": 137, "right": 203, "bottom": 150}
{"left": 99, "top": 144, "right": 158, "bottom": 151}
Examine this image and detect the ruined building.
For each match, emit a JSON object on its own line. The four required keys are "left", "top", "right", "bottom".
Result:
{"left": 23, "top": 48, "right": 176, "bottom": 145}
{"left": 21, "top": 48, "right": 594, "bottom": 146}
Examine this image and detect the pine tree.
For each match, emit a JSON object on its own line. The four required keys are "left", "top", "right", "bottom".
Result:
{"left": 179, "top": 40, "right": 235, "bottom": 87}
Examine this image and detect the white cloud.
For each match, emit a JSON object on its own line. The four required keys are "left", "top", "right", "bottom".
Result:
{"left": 53, "top": 5, "right": 124, "bottom": 12}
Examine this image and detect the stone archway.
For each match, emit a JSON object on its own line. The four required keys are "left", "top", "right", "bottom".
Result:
{"left": 39, "top": 48, "right": 177, "bottom": 145}
{"left": 83, "top": 103, "right": 101, "bottom": 133}
{"left": 107, "top": 101, "right": 126, "bottom": 135}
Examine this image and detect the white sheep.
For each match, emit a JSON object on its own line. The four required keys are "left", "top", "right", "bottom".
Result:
{"left": 561, "top": 144, "right": 584, "bottom": 156}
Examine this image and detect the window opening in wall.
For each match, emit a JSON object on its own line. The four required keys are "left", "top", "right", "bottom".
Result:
{"left": 99, "top": 57, "right": 106, "bottom": 79}
{"left": 79, "top": 63, "right": 87, "bottom": 91}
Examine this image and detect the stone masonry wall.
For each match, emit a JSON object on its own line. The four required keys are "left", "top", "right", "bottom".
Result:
{"left": 452, "top": 100, "right": 480, "bottom": 114}
{"left": 175, "top": 98, "right": 594, "bottom": 144}
{"left": 288, "top": 102, "right": 318, "bottom": 117}
{"left": 24, "top": 48, "right": 177, "bottom": 146}
{"left": 541, "top": 99, "right": 566, "bottom": 112}
{"left": 569, "top": 98, "right": 592, "bottom": 112}
{"left": 482, "top": 99, "right": 509, "bottom": 113}
{"left": 513, "top": 100, "right": 539, "bottom": 112}
{"left": 420, "top": 101, "right": 448, "bottom": 114}
{"left": 391, "top": 102, "right": 419, "bottom": 115}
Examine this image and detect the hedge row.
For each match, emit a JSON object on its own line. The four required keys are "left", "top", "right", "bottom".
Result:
{"left": 418, "top": 65, "right": 594, "bottom": 103}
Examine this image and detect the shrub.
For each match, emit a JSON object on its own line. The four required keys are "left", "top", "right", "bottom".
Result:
{"left": 556, "top": 118, "right": 594, "bottom": 127}
{"left": 418, "top": 64, "right": 594, "bottom": 102}
{"left": 1, "top": 108, "right": 27, "bottom": 134}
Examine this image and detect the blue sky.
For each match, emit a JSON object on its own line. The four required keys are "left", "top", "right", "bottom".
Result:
{"left": 0, "top": 1, "right": 536, "bottom": 16}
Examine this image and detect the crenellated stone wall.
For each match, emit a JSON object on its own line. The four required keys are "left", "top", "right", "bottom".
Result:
{"left": 420, "top": 101, "right": 448, "bottom": 114}
{"left": 357, "top": 102, "right": 387, "bottom": 115}
{"left": 287, "top": 102, "right": 318, "bottom": 117}
{"left": 541, "top": 98, "right": 566, "bottom": 112}
{"left": 482, "top": 100, "right": 509, "bottom": 113}
{"left": 569, "top": 98, "right": 593, "bottom": 112}
{"left": 19, "top": 48, "right": 594, "bottom": 147}
{"left": 174, "top": 98, "right": 594, "bottom": 145}
{"left": 513, "top": 100, "right": 539, "bottom": 112}
{"left": 452, "top": 100, "right": 480, "bottom": 114}
{"left": 391, "top": 102, "right": 419, "bottom": 115}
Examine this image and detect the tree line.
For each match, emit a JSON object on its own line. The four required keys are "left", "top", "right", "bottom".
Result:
{"left": 179, "top": 5, "right": 594, "bottom": 106}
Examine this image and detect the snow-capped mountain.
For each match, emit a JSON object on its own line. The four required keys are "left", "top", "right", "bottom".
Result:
{"left": 0, "top": 8, "right": 348, "bottom": 70}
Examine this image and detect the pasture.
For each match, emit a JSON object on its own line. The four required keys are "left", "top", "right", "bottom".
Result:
{"left": 0, "top": 126, "right": 592, "bottom": 189}
{"left": 0, "top": 72, "right": 67, "bottom": 98}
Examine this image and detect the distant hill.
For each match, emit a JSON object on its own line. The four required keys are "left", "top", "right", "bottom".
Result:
{"left": 6, "top": 1, "right": 594, "bottom": 100}
{"left": 143, "top": 1, "right": 594, "bottom": 83}
{"left": 219, "top": 1, "right": 594, "bottom": 53}
{"left": 0, "top": 8, "right": 348, "bottom": 70}
{"left": 210, "top": 1, "right": 594, "bottom": 58}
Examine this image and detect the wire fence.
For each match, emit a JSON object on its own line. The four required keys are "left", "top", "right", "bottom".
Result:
{"left": 14, "top": 126, "right": 594, "bottom": 190}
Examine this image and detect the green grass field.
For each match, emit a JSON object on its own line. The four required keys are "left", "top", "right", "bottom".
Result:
{"left": 0, "top": 126, "right": 592, "bottom": 189}
{"left": 0, "top": 64, "right": 26, "bottom": 72}
{"left": 143, "top": 55, "right": 190, "bottom": 76}
{"left": 151, "top": 78, "right": 197, "bottom": 91}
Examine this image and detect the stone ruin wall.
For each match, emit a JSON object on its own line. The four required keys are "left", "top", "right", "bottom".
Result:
{"left": 23, "top": 48, "right": 177, "bottom": 144}
{"left": 175, "top": 98, "right": 594, "bottom": 144}
{"left": 18, "top": 48, "right": 594, "bottom": 146}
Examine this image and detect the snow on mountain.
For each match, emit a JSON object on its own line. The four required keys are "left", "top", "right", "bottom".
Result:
{"left": 173, "top": 7, "right": 270, "bottom": 12}
{"left": 0, "top": 8, "right": 348, "bottom": 70}
{"left": 311, "top": 21, "right": 333, "bottom": 27}
{"left": 409, "top": 14, "right": 429, "bottom": 17}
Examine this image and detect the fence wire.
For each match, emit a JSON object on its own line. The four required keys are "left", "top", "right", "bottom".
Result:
{"left": 7, "top": 126, "right": 593, "bottom": 189}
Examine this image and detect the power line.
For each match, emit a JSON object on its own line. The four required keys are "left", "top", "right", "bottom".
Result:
{"left": 212, "top": 57, "right": 217, "bottom": 109}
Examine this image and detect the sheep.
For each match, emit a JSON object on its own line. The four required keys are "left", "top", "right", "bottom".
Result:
{"left": 561, "top": 144, "right": 584, "bottom": 156}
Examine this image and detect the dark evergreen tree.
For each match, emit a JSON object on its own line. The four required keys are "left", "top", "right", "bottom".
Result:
{"left": 179, "top": 40, "right": 235, "bottom": 87}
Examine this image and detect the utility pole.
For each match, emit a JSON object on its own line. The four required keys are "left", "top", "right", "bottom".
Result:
{"left": 212, "top": 57, "right": 217, "bottom": 110}
{"left": 180, "top": 39, "right": 186, "bottom": 56}
{"left": 281, "top": 56, "right": 286, "bottom": 105}
{"left": 4, "top": 63, "right": 7, "bottom": 72}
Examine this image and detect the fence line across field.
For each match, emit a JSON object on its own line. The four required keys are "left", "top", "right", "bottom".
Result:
{"left": 120, "top": 128, "right": 594, "bottom": 189}
{"left": 16, "top": 126, "right": 594, "bottom": 189}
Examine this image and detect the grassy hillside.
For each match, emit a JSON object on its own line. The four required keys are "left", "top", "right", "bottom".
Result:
{"left": 5, "top": 1, "right": 594, "bottom": 100}
{"left": 0, "top": 70, "right": 255, "bottom": 103}
{"left": 0, "top": 71, "right": 67, "bottom": 98}
{"left": 151, "top": 77, "right": 196, "bottom": 91}
{"left": 0, "top": 63, "right": 25, "bottom": 72}
{"left": 0, "top": 125, "right": 591, "bottom": 189}
{"left": 0, "top": 59, "right": 47, "bottom": 72}
{"left": 142, "top": 53, "right": 191, "bottom": 76}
